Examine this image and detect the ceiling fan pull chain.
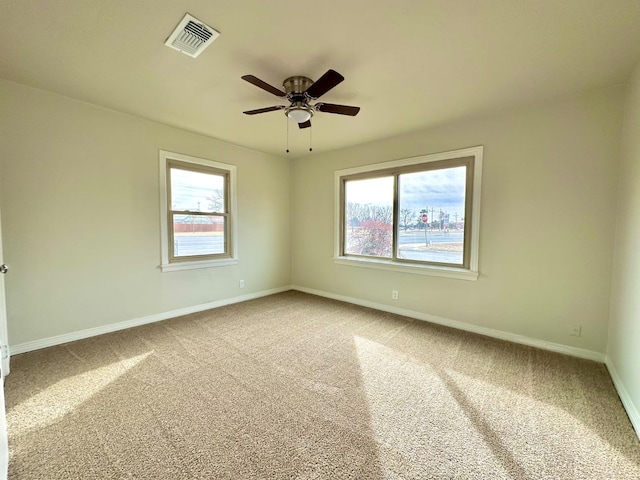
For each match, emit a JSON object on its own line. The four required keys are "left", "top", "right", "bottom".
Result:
{"left": 309, "top": 123, "right": 313, "bottom": 152}
{"left": 286, "top": 117, "right": 290, "bottom": 154}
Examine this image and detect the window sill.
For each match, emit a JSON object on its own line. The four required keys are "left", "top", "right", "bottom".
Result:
{"left": 161, "top": 258, "right": 238, "bottom": 272}
{"left": 333, "top": 256, "right": 478, "bottom": 281}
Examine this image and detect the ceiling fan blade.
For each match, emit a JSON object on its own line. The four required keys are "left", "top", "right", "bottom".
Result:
{"left": 304, "top": 69, "right": 344, "bottom": 99}
{"left": 298, "top": 120, "right": 311, "bottom": 129}
{"left": 316, "top": 103, "right": 360, "bottom": 116}
{"left": 241, "top": 75, "right": 286, "bottom": 97}
{"left": 243, "top": 106, "right": 285, "bottom": 115}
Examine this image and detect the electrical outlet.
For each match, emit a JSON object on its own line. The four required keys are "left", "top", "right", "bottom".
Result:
{"left": 239, "top": 280, "right": 245, "bottom": 289}
{"left": 392, "top": 290, "right": 399, "bottom": 300}
{"left": 569, "top": 324, "right": 581, "bottom": 337}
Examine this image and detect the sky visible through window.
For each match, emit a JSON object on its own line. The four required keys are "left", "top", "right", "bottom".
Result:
{"left": 399, "top": 166, "right": 466, "bottom": 220}
{"left": 170, "top": 168, "right": 224, "bottom": 212}
{"left": 346, "top": 166, "right": 466, "bottom": 220}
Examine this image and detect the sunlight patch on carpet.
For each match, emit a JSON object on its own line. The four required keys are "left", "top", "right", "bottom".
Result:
{"left": 354, "top": 334, "right": 639, "bottom": 477}
{"left": 353, "top": 335, "right": 510, "bottom": 477}
{"left": 7, "top": 352, "right": 151, "bottom": 436}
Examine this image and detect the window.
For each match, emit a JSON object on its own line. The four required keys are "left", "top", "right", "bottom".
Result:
{"left": 159, "top": 150, "right": 237, "bottom": 272}
{"left": 335, "top": 146, "right": 482, "bottom": 280}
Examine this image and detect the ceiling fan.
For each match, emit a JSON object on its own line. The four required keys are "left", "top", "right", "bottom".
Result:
{"left": 241, "top": 69, "right": 360, "bottom": 129}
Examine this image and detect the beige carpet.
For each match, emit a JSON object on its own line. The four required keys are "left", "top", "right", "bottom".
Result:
{"left": 4, "top": 291, "right": 640, "bottom": 479}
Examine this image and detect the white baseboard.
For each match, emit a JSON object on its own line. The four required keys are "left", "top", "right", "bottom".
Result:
{"left": 9, "top": 286, "right": 292, "bottom": 355}
{"left": 9, "top": 284, "right": 606, "bottom": 363}
{"left": 291, "top": 285, "right": 606, "bottom": 363}
{"left": 605, "top": 356, "right": 640, "bottom": 440}
{"left": 11, "top": 284, "right": 634, "bottom": 441}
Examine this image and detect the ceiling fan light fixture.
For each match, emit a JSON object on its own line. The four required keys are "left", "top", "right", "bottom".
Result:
{"left": 287, "top": 107, "right": 312, "bottom": 124}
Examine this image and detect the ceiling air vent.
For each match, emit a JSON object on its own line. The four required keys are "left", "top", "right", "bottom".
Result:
{"left": 165, "top": 13, "right": 220, "bottom": 58}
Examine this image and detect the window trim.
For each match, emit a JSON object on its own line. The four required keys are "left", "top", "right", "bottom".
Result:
{"left": 159, "top": 150, "right": 238, "bottom": 272}
{"left": 334, "top": 146, "right": 483, "bottom": 281}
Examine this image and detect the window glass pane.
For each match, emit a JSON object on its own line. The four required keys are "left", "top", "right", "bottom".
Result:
{"left": 170, "top": 167, "right": 225, "bottom": 213}
{"left": 173, "top": 214, "right": 225, "bottom": 257}
{"left": 344, "top": 176, "right": 393, "bottom": 258}
{"left": 397, "top": 166, "right": 466, "bottom": 265}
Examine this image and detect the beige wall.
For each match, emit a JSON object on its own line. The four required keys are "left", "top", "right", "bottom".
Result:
{"left": 0, "top": 80, "right": 291, "bottom": 346}
{"left": 292, "top": 86, "right": 624, "bottom": 354}
{"left": 0, "top": 78, "right": 629, "bottom": 360}
{"left": 1, "top": 71, "right": 636, "bottom": 432}
{"left": 608, "top": 61, "right": 640, "bottom": 425}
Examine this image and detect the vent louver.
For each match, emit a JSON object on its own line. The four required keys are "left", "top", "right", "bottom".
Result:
{"left": 165, "top": 14, "right": 220, "bottom": 58}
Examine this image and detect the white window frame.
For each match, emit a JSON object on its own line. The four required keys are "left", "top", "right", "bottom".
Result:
{"left": 334, "top": 146, "right": 483, "bottom": 281}
{"left": 159, "top": 150, "right": 238, "bottom": 272}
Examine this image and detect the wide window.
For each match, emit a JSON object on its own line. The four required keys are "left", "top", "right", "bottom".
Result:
{"left": 335, "top": 146, "right": 482, "bottom": 280}
{"left": 159, "top": 151, "right": 237, "bottom": 272}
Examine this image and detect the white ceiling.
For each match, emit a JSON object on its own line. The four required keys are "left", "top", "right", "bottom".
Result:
{"left": 2, "top": 0, "right": 640, "bottom": 158}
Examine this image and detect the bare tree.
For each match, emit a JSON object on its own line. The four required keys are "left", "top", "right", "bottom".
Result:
{"left": 207, "top": 189, "right": 225, "bottom": 213}
{"left": 370, "top": 205, "right": 393, "bottom": 225}
{"left": 399, "top": 208, "right": 415, "bottom": 231}
{"left": 346, "top": 202, "right": 369, "bottom": 228}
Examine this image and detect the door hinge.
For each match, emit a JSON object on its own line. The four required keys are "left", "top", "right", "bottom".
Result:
{"left": 1, "top": 345, "right": 8, "bottom": 360}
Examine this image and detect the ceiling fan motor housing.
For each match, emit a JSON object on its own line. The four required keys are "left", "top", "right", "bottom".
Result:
{"left": 283, "top": 76, "right": 314, "bottom": 96}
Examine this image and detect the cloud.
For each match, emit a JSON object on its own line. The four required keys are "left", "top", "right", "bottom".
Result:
{"left": 399, "top": 168, "right": 466, "bottom": 218}
{"left": 170, "top": 168, "right": 224, "bottom": 211}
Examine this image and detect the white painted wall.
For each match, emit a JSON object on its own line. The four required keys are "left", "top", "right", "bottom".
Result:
{"left": 608, "top": 61, "right": 640, "bottom": 433}
{"left": 0, "top": 80, "right": 291, "bottom": 346}
{"left": 292, "top": 86, "right": 624, "bottom": 354}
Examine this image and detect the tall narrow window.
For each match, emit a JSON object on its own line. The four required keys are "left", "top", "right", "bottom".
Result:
{"left": 168, "top": 160, "right": 228, "bottom": 260}
{"left": 335, "top": 147, "right": 482, "bottom": 280}
{"left": 159, "top": 151, "right": 237, "bottom": 272}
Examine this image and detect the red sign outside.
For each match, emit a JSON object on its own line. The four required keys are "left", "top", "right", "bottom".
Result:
{"left": 421, "top": 213, "right": 428, "bottom": 223}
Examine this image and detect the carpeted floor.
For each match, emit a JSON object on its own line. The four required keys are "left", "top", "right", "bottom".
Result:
{"left": 4, "top": 291, "right": 640, "bottom": 479}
